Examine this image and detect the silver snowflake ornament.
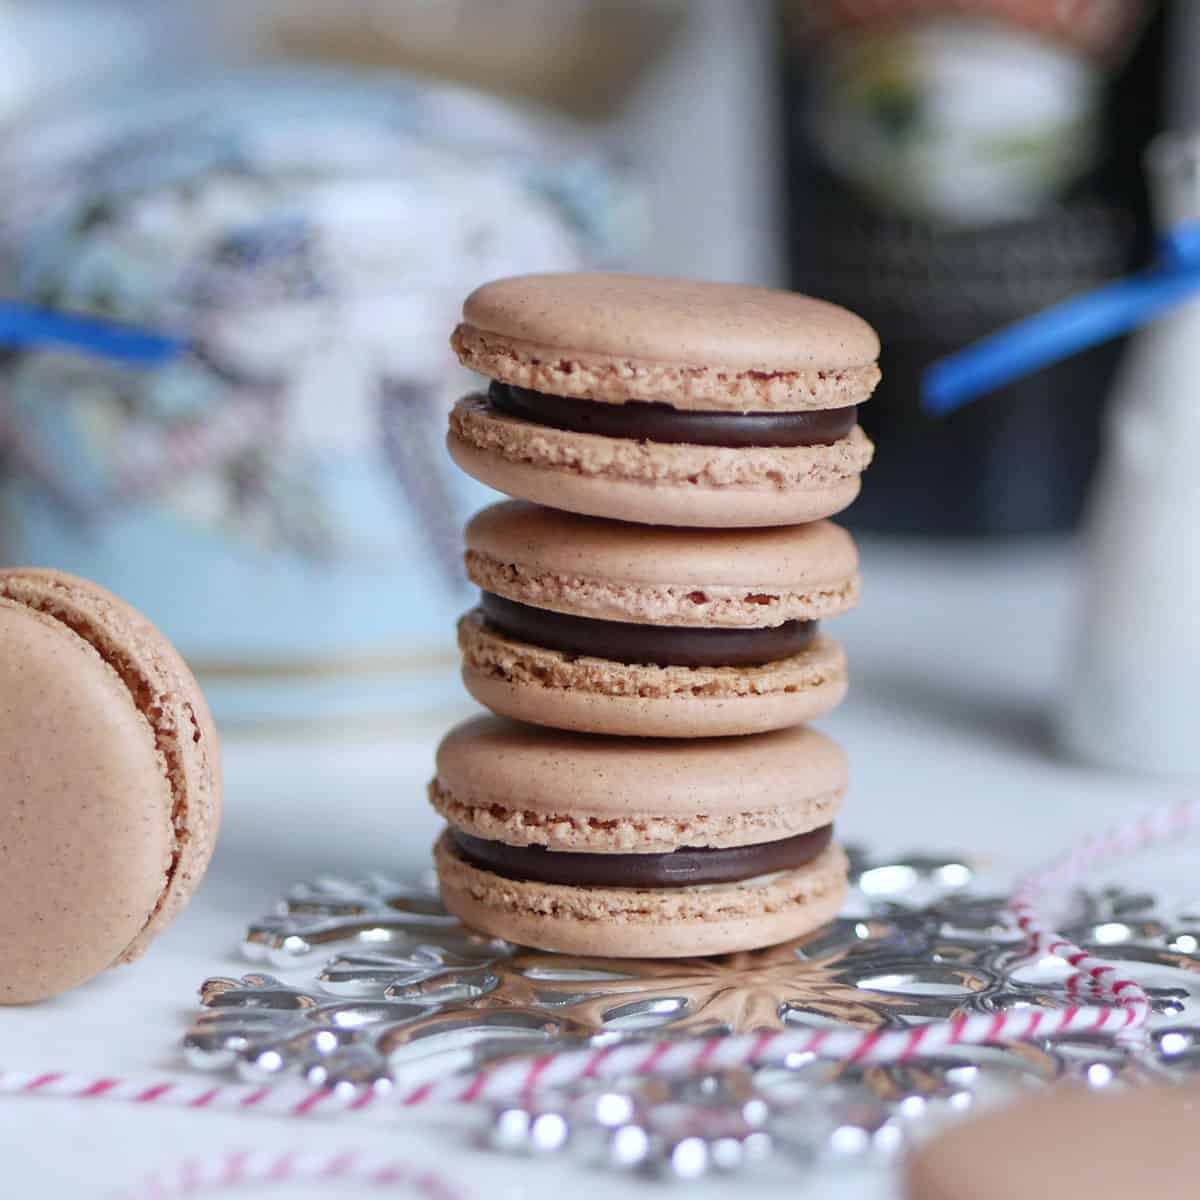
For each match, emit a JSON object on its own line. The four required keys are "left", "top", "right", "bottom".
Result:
{"left": 181, "top": 852, "right": 1200, "bottom": 1177}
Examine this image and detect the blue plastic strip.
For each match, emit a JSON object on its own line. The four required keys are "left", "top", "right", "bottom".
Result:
{"left": 922, "top": 224, "right": 1200, "bottom": 417}
{"left": 0, "top": 304, "right": 186, "bottom": 366}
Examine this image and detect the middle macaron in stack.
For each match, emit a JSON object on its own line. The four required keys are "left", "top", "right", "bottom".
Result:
{"left": 459, "top": 501, "right": 859, "bottom": 738}
{"left": 433, "top": 272, "right": 877, "bottom": 958}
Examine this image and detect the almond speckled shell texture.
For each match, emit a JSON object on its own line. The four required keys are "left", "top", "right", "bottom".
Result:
{"left": 452, "top": 273, "right": 880, "bottom": 410}
{"left": 436, "top": 835, "right": 850, "bottom": 957}
{"left": 457, "top": 613, "right": 848, "bottom": 737}
{"left": 0, "top": 568, "right": 221, "bottom": 1004}
{"left": 430, "top": 716, "right": 846, "bottom": 854}
{"left": 905, "top": 1084, "right": 1200, "bottom": 1200}
{"left": 435, "top": 272, "right": 870, "bottom": 956}
{"left": 450, "top": 395, "right": 875, "bottom": 489}
{"left": 463, "top": 501, "right": 860, "bottom": 628}
{"left": 447, "top": 395, "right": 873, "bottom": 527}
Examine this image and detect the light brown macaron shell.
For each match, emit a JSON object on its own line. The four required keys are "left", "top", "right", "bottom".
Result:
{"left": 0, "top": 569, "right": 221, "bottom": 1004}
{"left": 436, "top": 834, "right": 848, "bottom": 958}
{"left": 431, "top": 715, "right": 848, "bottom": 853}
{"left": 460, "top": 502, "right": 858, "bottom": 737}
{"left": 448, "top": 393, "right": 873, "bottom": 529}
{"left": 431, "top": 716, "right": 849, "bottom": 957}
{"left": 452, "top": 273, "right": 881, "bottom": 411}
{"left": 448, "top": 273, "right": 878, "bottom": 527}
{"left": 905, "top": 1084, "right": 1200, "bottom": 1200}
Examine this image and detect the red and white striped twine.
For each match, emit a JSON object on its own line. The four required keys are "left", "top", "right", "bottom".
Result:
{"left": 7, "top": 799, "right": 1198, "bottom": 1124}
{"left": 115, "top": 1149, "right": 469, "bottom": 1200}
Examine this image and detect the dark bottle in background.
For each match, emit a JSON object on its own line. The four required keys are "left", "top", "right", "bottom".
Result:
{"left": 778, "top": 0, "right": 1164, "bottom": 536}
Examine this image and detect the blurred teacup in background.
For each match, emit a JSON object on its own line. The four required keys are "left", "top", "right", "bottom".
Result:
{"left": 0, "top": 68, "right": 636, "bottom": 731}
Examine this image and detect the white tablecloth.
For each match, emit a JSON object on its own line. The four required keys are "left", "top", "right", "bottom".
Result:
{"left": 5, "top": 538, "right": 1191, "bottom": 1198}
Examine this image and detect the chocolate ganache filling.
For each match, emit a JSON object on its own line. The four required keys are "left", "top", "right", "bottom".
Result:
{"left": 452, "top": 826, "right": 833, "bottom": 889}
{"left": 479, "top": 592, "right": 816, "bottom": 669}
{"left": 487, "top": 382, "right": 856, "bottom": 448}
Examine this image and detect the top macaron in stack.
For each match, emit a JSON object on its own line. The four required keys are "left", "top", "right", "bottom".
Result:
{"left": 448, "top": 273, "right": 877, "bottom": 528}
{"left": 431, "top": 273, "right": 878, "bottom": 958}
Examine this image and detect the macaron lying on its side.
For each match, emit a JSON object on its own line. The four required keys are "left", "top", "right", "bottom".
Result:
{"left": 449, "top": 273, "right": 878, "bottom": 528}
{"left": 431, "top": 715, "right": 849, "bottom": 957}
{"left": 459, "top": 500, "right": 859, "bottom": 737}
{"left": 0, "top": 569, "right": 221, "bottom": 1004}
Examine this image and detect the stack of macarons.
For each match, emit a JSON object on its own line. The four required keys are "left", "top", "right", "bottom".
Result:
{"left": 431, "top": 273, "right": 877, "bottom": 957}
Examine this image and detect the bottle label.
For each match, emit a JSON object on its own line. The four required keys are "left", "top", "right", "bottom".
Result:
{"left": 788, "top": 0, "right": 1146, "bottom": 223}
{"left": 805, "top": 20, "right": 1105, "bottom": 223}
{"left": 794, "top": 0, "right": 1143, "bottom": 60}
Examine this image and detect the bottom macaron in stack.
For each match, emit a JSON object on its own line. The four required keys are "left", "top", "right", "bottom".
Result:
{"left": 430, "top": 715, "right": 849, "bottom": 957}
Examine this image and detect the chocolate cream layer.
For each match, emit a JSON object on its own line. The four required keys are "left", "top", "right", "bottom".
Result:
{"left": 487, "top": 382, "right": 856, "bottom": 447}
{"left": 452, "top": 826, "right": 834, "bottom": 889}
{"left": 479, "top": 592, "right": 817, "bottom": 669}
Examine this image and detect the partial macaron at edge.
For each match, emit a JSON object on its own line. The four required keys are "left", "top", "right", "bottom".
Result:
{"left": 0, "top": 568, "right": 221, "bottom": 967}
{"left": 429, "top": 770, "right": 844, "bottom": 854}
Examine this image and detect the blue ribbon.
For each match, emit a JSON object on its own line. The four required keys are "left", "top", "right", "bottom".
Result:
{"left": 922, "top": 223, "right": 1200, "bottom": 416}
{"left": 0, "top": 304, "right": 185, "bottom": 366}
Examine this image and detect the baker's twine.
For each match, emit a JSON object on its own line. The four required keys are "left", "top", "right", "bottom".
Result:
{"left": 113, "top": 1149, "right": 468, "bottom": 1200}
{"left": 7, "top": 799, "right": 1196, "bottom": 1123}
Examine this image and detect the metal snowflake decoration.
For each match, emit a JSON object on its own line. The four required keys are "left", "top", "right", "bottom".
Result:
{"left": 182, "top": 853, "right": 1200, "bottom": 1178}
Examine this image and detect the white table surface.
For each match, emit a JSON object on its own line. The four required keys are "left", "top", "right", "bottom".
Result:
{"left": 4, "top": 537, "right": 1194, "bottom": 1198}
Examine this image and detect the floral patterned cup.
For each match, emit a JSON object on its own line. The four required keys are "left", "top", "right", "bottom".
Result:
{"left": 0, "top": 70, "right": 632, "bottom": 729}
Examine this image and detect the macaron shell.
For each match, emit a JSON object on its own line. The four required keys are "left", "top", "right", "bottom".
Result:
{"left": 430, "top": 774, "right": 842, "bottom": 854}
{"left": 453, "top": 273, "right": 880, "bottom": 410}
{"left": 459, "top": 613, "right": 848, "bottom": 738}
{"left": 462, "top": 274, "right": 880, "bottom": 369}
{"left": 464, "top": 501, "right": 860, "bottom": 627}
{"left": 904, "top": 1084, "right": 1200, "bottom": 1200}
{"left": 453, "top": 326, "right": 879, "bottom": 411}
{"left": 435, "top": 833, "right": 849, "bottom": 957}
{"left": 0, "top": 569, "right": 221, "bottom": 991}
{"left": 448, "top": 401, "right": 871, "bottom": 528}
{"left": 0, "top": 601, "right": 174, "bottom": 1004}
{"left": 450, "top": 396, "right": 875, "bottom": 491}
{"left": 432, "top": 715, "right": 847, "bottom": 853}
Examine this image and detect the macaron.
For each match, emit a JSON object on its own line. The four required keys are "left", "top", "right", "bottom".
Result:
{"left": 449, "top": 273, "right": 878, "bottom": 528}
{"left": 0, "top": 569, "right": 221, "bottom": 1004}
{"left": 905, "top": 1084, "right": 1200, "bottom": 1200}
{"left": 459, "top": 500, "right": 858, "bottom": 738}
{"left": 431, "top": 715, "right": 849, "bottom": 957}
